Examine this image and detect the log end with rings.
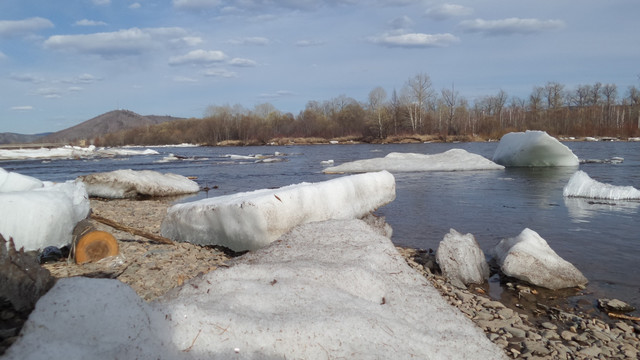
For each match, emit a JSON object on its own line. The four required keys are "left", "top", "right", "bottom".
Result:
{"left": 72, "top": 219, "right": 119, "bottom": 264}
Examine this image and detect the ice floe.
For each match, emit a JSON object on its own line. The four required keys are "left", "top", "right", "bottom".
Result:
{"left": 0, "top": 145, "right": 159, "bottom": 161}
{"left": 0, "top": 168, "right": 43, "bottom": 192}
{"left": 4, "top": 219, "right": 505, "bottom": 360}
{"left": 563, "top": 170, "right": 640, "bottom": 200}
{"left": 161, "top": 171, "right": 396, "bottom": 251}
{"left": 436, "top": 229, "right": 490, "bottom": 289}
{"left": 0, "top": 176, "right": 90, "bottom": 251}
{"left": 323, "top": 149, "right": 504, "bottom": 174}
{"left": 77, "top": 169, "right": 200, "bottom": 199}
{"left": 491, "top": 228, "right": 587, "bottom": 290}
{"left": 492, "top": 131, "right": 579, "bottom": 167}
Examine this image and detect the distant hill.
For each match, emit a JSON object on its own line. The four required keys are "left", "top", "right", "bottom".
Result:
{"left": 0, "top": 132, "right": 51, "bottom": 145}
{"left": 37, "top": 110, "right": 185, "bottom": 144}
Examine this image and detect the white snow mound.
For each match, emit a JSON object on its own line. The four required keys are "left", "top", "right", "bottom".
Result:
{"left": 436, "top": 229, "right": 490, "bottom": 289}
{"left": 492, "top": 130, "right": 579, "bottom": 167}
{"left": 323, "top": 149, "right": 504, "bottom": 173}
{"left": 0, "top": 167, "right": 44, "bottom": 192}
{"left": 0, "top": 180, "right": 90, "bottom": 251}
{"left": 0, "top": 145, "right": 158, "bottom": 160}
{"left": 491, "top": 228, "right": 587, "bottom": 290}
{"left": 563, "top": 170, "right": 640, "bottom": 200}
{"left": 161, "top": 171, "right": 396, "bottom": 251}
{"left": 5, "top": 219, "right": 505, "bottom": 360}
{"left": 78, "top": 169, "right": 200, "bottom": 198}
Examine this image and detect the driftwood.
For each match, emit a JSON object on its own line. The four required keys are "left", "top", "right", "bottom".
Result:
{"left": 72, "top": 219, "right": 119, "bottom": 264}
{"left": 90, "top": 213, "right": 175, "bottom": 245}
{"left": 608, "top": 312, "right": 640, "bottom": 322}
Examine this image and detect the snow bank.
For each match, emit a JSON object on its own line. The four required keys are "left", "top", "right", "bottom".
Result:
{"left": 0, "top": 145, "right": 159, "bottom": 160}
{"left": 5, "top": 220, "right": 505, "bottom": 360}
{"left": 491, "top": 228, "right": 587, "bottom": 290}
{"left": 0, "top": 180, "right": 90, "bottom": 251}
{"left": 161, "top": 171, "right": 396, "bottom": 251}
{"left": 563, "top": 170, "right": 640, "bottom": 200}
{"left": 78, "top": 169, "right": 200, "bottom": 198}
{"left": 0, "top": 168, "right": 43, "bottom": 192}
{"left": 323, "top": 149, "right": 504, "bottom": 174}
{"left": 492, "top": 131, "right": 579, "bottom": 167}
{"left": 436, "top": 229, "right": 490, "bottom": 289}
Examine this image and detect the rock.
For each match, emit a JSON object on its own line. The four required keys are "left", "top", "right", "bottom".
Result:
{"left": 435, "top": 229, "right": 490, "bottom": 289}
{"left": 597, "top": 298, "right": 636, "bottom": 313}
{"left": 490, "top": 228, "right": 588, "bottom": 290}
{"left": 504, "top": 326, "right": 526, "bottom": 338}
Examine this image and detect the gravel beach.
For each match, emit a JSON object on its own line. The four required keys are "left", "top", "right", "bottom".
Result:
{"left": 6, "top": 198, "right": 640, "bottom": 359}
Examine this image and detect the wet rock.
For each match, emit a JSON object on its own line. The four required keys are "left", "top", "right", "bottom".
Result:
{"left": 598, "top": 298, "right": 636, "bottom": 313}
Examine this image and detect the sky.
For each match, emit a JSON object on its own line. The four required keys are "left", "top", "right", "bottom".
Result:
{"left": 1, "top": 0, "right": 639, "bottom": 134}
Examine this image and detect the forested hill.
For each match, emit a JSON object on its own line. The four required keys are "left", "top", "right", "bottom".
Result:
{"left": 37, "top": 110, "right": 185, "bottom": 144}
{"left": 0, "top": 132, "right": 51, "bottom": 145}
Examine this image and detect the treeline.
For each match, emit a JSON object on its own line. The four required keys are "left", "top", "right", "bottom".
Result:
{"left": 95, "top": 74, "right": 640, "bottom": 146}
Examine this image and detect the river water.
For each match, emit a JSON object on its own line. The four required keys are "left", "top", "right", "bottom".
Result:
{"left": 2, "top": 141, "right": 639, "bottom": 313}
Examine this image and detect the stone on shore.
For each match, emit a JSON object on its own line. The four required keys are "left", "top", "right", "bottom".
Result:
{"left": 436, "top": 229, "right": 489, "bottom": 289}
{"left": 491, "top": 228, "right": 587, "bottom": 290}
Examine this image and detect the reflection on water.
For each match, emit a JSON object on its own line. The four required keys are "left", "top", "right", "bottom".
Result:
{"left": 565, "top": 197, "right": 640, "bottom": 222}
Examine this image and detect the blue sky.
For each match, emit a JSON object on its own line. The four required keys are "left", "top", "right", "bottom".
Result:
{"left": 1, "top": 0, "right": 638, "bottom": 134}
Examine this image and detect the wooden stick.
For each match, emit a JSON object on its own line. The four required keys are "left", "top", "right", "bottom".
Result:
{"left": 607, "top": 312, "right": 640, "bottom": 321}
{"left": 90, "top": 213, "right": 175, "bottom": 245}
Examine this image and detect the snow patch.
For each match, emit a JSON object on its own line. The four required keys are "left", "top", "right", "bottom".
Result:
{"left": 0, "top": 145, "right": 159, "bottom": 161}
{"left": 0, "top": 168, "right": 43, "bottom": 192}
{"left": 323, "top": 149, "right": 504, "bottom": 173}
{"left": 78, "top": 169, "right": 200, "bottom": 199}
{"left": 161, "top": 171, "right": 396, "bottom": 251}
{"left": 492, "top": 131, "right": 579, "bottom": 167}
{"left": 563, "top": 170, "right": 640, "bottom": 200}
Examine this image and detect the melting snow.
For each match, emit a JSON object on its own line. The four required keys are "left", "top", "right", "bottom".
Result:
{"left": 78, "top": 169, "right": 200, "bottom": 199}
{"left": 492, "top": 131, "right": 579, "bottom": 167}
{"left": 563, "top": 170, "right": 640, "bottom": 200}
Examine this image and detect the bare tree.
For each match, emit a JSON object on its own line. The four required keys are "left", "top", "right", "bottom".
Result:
{"left": 403, "top": 73, "right": 434, "bottom": 133}
{"left": 440, "top": 83, "right": 459, "bottom": 135}
{"left": 368, "top": 86, "right": 387, "bottom": 139}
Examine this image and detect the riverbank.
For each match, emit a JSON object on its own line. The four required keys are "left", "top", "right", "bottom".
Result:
{"left": 4, "top": 198, "right": 640, "bottom": 358}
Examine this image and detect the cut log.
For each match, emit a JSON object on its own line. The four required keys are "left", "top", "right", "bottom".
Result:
{"left": 72, "top": 219, "right": 119, "bottom": 264}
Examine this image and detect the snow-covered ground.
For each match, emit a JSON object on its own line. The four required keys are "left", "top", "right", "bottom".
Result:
{"left": 0, "top": 169, "right": 89, "bottom": 251}
{"left": 0, "top": 145, "right": 158, "bottom": 160}
{"left": 323, "top": 149, "right": 504, "bottom": 173}
{"left": 78, "top": 169, "right": 200, "bottom": 199}
{"left": 563, "top": 170, "right": 640, "bottom": 200}
{"left": 492, "top": 131, "right": 579, "bottom": 167}
{"left": 162, "top": 171, "right": 396, "bottom": 251}
{"left": 4, "top": 219, "right": 505, "bottom": 360}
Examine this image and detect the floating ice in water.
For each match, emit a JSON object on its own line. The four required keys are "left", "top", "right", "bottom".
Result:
{"left": 580, "top": 157, "right": 623, "bottom": 164}
{"left": 492, "top": 130, "right": 579, "bottom": 167}
{"left": 323, "top": 149, "right": 504, "bottom": 174}
{"left": 5, "top": 220, "right": 505, "bottom": 360}
{"left": 491, "top": 228, "right": 587, "bottom": 290}
{"left": 436, "top": 229, "right": 489, "bottom": 289}
{"left": 0, "top": 168, "right": 44, "bottom": 192}
{"left": 77, "top": 169, "right": 200, "bottom": 199}
{"left": 0, "top": 178, "right": 90, "bottom": 251}
{"left": 320, "top": 159, "right": 334, "bottom": 165}
{"left": 0, "top": 145, "right": 159, "bottom": 160}
{"left": 563, "top": 170, "right": 640, "bottom": 200}
{"left": 161, "top": 171, "right": 396, "bottom": 251}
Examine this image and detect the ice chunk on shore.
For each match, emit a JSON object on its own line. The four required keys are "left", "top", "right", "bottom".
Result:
{"left": 0, "top": 168, "right": 43, "bottom": 192}
{"left": 161, "top": 171, "right": 396, "bottom": 251}
{"left": 0, "top": 145, "right": 158, "bottom": 160}
{"left": 563, "top": 170, "right": 640, "bottom": 200}
{"left": 492, "top": 130, "right": 579, "bottom": 167}
{"left": 491, "top": 228, "right": 587, "bottom": 290}
{"left": 323, "top": 149, "right": 504, "bottom": 174}
{"left": 5, "top": 220, "right": 505, "bottom": 360}
{"left": 436, "top": 229, "right": 490, "bottom": 289}
{"left": 0, "top": 180, "right": 90, "bottom": 251}
{"left": 77, "top": 169, "right": 200, "bottom": 198}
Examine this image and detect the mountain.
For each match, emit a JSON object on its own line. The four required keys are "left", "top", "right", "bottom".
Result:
{"left": 37, "top": 110, "right": 185, "bottom": 144}
{"left": 0, "top": 132, "right": 51, "bottom": 145}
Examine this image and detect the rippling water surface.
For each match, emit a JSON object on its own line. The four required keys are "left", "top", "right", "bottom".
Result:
{"left": 3, "top": 141, "right": 639, "bottom": 312}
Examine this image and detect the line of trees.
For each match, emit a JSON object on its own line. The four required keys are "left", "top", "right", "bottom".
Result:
{"left": 95, "top": 74, "right": 640, "bottom": 146}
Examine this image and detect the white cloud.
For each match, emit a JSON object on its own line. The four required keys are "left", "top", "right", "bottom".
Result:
{"left": 169, "top": 49, "right": 227, "bottom": 65}
{"left": 229, "top": 57, "right": 257, "bottom": 67}
{"left": 173, "top": 76, "right": 198, "bottom": 82}
{"left": 43, "top": 27, "right": 190, "bottom": 57}
{"left": 295, "top": 39, "right": 326, "bottom": 47}
{"left": 36, "top": 87, "right": 63, "bottom": 99}
{"left": 0, "top": 17, "right": 54, "bottom": 37}
{"left": 459, "top": 18, "right": 565, "bottom": 36}
{"left": 173, "top": 0, "right": 221, "bottom": 10}
{"left": 370, "top": 32, "right": 460, "bottom": 48}
{"left": 67, "top": 86, "right": 83, "bottom": 92}
{"left": 227, "top": 37, "right": 270, "bottom": 46}
{"left": 92, "top": 0, "right": 111, "bottom": 5}
{"left": 74, "top": 19, "right": 108, "bottom": 26}
{"left": 203, "top": 68, "right": 237, "bottom": 78}
{"left": 259, "top": 90, "right": 294, "bottom": 99}
{"left": 129, "top": 2, "right": 142, "bottom": 9}
{"left": 389, "top": 16, "right": 413, "bottom": 31}
{"left": 10, "top": 106, "right": 34, "bottom": 111}
{"left": 0, "top": 51, "right": 6, "bottom": 60}
{"left": 425, "top": 3, "right": 473, "bottom": 20}
{"left": 9, "top": 73, "right": 46, "bottom": 83}
{"left": 75, "top": 73, "right": 101, "bottom": 84}
{"left": 172, "top": 36, "right": 203, "bottom": 46}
